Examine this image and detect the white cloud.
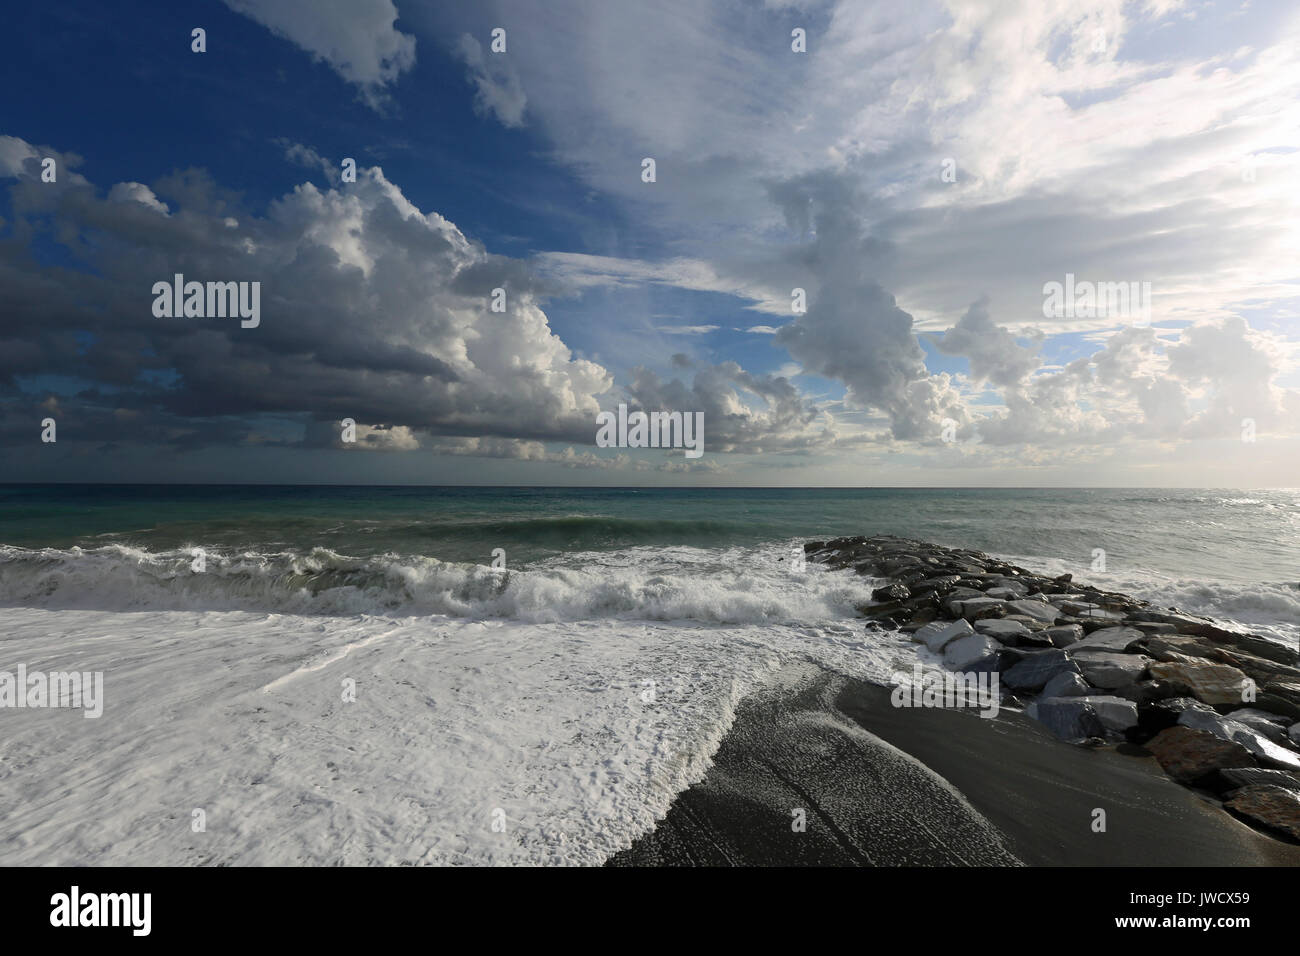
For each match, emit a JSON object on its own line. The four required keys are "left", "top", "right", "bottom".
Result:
{"left": 427, "top": 1, "right": 1300, "bottom": 340}
{"left": 0, "top": 137, "right": 613, "bottom": 449}
{"left": 223, "top": 0, "right": 416, "bottom": 109}
{"left": 534, "top": 251, "right": 792, "bottom": 315}
{"left": 654, "top": 325, "right": 719, "bottom": 335}
{"left": 973, "top": 316, "right": 1299, "bottom": 445}
{"left": 454, "top": 33, "right": 527, "bottom": 127}
{"left": 107, "top": 182, "right": 170, "bottom": 216}
{"left": 931, "top": 297, "right": 1042, "bottom": 388}
{"left": 344, "top": 423, "right": 421, "bottom": 451}
{"left": 0, "top": 135, "right": 852, "bottom": 461}
{"left": 625, "top": 360, "right": 848, "bottom": 455}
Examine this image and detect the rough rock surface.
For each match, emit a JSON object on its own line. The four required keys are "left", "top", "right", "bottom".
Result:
{"left": 1218, "top": 767, "right": 1300, "bottom": 792}
{"left": 1002, "top": 650, "right": 1076, "bottom": 691}
{"left": 1078, "top": 695, "right": 1139, "bottom": 733}
{"left": 913, "top": 618, "right": 974, "bottom": 653}
{"left": 1147, "top": 661, "right": 1250, "bottom": 706}
{"left": 943, "top": 632, "right": 1002, "bottom": 671}
{"left": 1071, "top": 626, "right": 1145, "bottom": 653}
{"left": 1145, "top": 726, "right": 1255, "bottom": 783}
{"left": 1041, "top": 670, "right": 1091, "bottom": 699}
{"left": 1042, "top": 624, "right": 1083, "bottom": 648}
{"left": 1073, "top": 651, "right": 1151, "bottom": 689}
{"left": 974, "top": 619, "right": 1031, "bottom": 642}
{"left": 1224, "top": 786, "right": 1300, "bottom": 841}
{"left": 1026, "top": 697, "right": 1104, "bottom": 741}
{"left": 1177, "top": 709, "right": 1300, "bottom": 773}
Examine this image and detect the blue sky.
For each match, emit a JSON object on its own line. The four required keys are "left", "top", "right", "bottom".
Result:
{"left": 2, "top": 0, "right": 1299, "bottom": 485}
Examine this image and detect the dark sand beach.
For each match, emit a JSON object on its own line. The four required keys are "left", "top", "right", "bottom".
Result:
{"left": 609, "top": 665, "right": 1300, "bottom": 866}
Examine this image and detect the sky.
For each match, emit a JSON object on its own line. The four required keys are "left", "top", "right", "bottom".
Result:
{"left": 2, "top": 0, "right": 1299, "bottom": 486}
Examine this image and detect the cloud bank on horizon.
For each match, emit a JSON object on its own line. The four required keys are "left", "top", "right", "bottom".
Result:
{"left": 2, "top": 0, "right": 1299, "bottom": 485}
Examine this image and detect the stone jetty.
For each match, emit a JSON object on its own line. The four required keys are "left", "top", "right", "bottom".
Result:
{"left": 805, "top": 534, "right": 1300, "bottom": 843}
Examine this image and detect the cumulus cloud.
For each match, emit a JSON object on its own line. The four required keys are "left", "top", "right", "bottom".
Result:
{"left": 932, "top": 297, "right": 1042, "bottom": 389}
{"left": 624, "top": 360, "right": 842, "bottom": 455}
{"left": 0, "top": 135, "right": 844, "bottom": 469}
{"left": 8, "top": 0, "right": 1300, "bottom": 480}
{"left": 416, "top": 0, "right": 1300, "bottom": 469}
{"left": 0, "top": 136, "right": 612, "bottom": 453}
{"left": 768, "top": 172, "right": 970, "bottom": 441}
{"left": 974, "top": 316, "right": 1298, "bottom": 445}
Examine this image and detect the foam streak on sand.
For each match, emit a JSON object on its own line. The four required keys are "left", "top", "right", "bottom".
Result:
{"left": 260, "top": 627, "right": 405, "bottom": 693}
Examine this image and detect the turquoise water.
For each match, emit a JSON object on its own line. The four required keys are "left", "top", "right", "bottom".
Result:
{"left": 2, "top": 484, "right": 1298, "bottom": 584}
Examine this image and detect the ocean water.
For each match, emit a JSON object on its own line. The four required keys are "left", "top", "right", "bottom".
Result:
{"left": 1, "top": 485, "right": 1298, "bottom": 865}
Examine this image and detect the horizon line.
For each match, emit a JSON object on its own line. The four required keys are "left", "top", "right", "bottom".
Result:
{"left": 1, "top": 482, "right": 1294, "bottom": 491}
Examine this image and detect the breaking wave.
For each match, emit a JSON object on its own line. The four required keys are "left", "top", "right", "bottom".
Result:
{"left": 0, "top": 543, "right": 880, "bottom": 624}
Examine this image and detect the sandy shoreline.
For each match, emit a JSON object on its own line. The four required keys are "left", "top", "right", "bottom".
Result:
{"left": 609, "top": 664, "right": 1300, "bottom": 866}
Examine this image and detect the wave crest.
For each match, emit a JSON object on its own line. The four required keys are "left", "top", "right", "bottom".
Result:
{"left": 0, "top": 544, "right": 878, "bottom": 624}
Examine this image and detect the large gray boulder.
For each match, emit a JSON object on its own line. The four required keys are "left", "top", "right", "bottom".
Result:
{"left": 1259, "top": 681, "right": 1300, "bottom": 720}
{"left": 943, "top": 632, "right": 1003, "bottom": 671}
{"left": 1070, "top": 626, "right": 1145, "bottom": 653}
{"left": 1177, "top": 708, "right": 1300, "bottom": 773}
{"left": 1041, "top": 670, "right": 1091, "bottom": 698}
{"left": 913, "top": 618, "right": 974, "bottom": 653}
{"left": 1002, "top": 649, "right": 1077, "bottom": 691}
{"left": 1004, "top": 600, "right": 1059, "bottom": 624}
{"left": 1149, "top": 661, "right": 1250, "bottom": 706}
{"left": 1145, "top": 726, "right": 1255, "bottom": 783}
{"left": 1026, "top": 697, "right": 1104, "bottom": 741}
{"left": 1057, "top": 600, "right": 1100, "bottom": 614}
{"left": 1042, "top": 624, "right": 1083, "bottom": 648}
{"left": 1223, "top": 786, "right": 1300, "bottom": 841}
{"left": 1224, "top": 708, "right": 1292, "bottom": 744}
{"left": 973, "top": 619, "right": 1031, "bottom": 642}
{"left": 955, "top": 597, "right": 1009, "bottom": 622}
{"left": 1078, "top": 695, "right": 1139, "bottom": 733}
{"left": 985, "top": 585, "right": 1026, "bottom": 600}
{"left": 1071, "top": 650, "right": 1152, "bottom": 689}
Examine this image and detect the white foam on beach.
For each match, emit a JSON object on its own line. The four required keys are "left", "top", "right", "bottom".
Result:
{"left": 0, "top": 544, "right": 917, "bottom": 866}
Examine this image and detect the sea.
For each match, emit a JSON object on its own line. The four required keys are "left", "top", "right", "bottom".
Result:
{"left": 1, "top": 485, "right": 1297, "bottom": 865}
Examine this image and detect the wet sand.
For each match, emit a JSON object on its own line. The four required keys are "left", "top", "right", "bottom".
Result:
{"left": 608, "top": 665, "right": 1300, "bottom": 866}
